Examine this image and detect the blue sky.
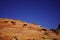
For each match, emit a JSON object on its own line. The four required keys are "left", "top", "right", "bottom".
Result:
{"left": 0, "top": 0, "right": 60, "bottom": 29}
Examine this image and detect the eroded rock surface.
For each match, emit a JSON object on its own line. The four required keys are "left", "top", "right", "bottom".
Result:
{"left": 0, "top": 18, "right": 60, "bottom": 40}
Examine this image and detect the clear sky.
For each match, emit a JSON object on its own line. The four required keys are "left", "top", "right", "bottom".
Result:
{"left": 0, "top": 0, "right": 60, "bottom": 29}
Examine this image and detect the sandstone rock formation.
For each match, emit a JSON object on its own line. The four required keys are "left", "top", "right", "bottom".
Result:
{"left": 0, "top": 18, "right": 60, "bottom": 40}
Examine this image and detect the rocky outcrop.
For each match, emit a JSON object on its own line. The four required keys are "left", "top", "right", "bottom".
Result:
{"left": 0, "top": 18, "right": 60, "bottom": 40}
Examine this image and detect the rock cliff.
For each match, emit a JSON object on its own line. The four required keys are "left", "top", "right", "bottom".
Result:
{"left": 0, "top": 18, "right": 60, "bottom": 40}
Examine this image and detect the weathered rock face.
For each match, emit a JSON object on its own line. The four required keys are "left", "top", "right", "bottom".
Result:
{"left": 0, "top": 18, "right": 60, "bottom": 40}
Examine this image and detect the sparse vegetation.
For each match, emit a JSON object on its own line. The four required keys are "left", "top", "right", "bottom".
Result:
{"left": 50, "top": 24, "right": 60, "bottom": 35}
{"left": 56, "top": 24, "right": 60, "bottom": 30}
